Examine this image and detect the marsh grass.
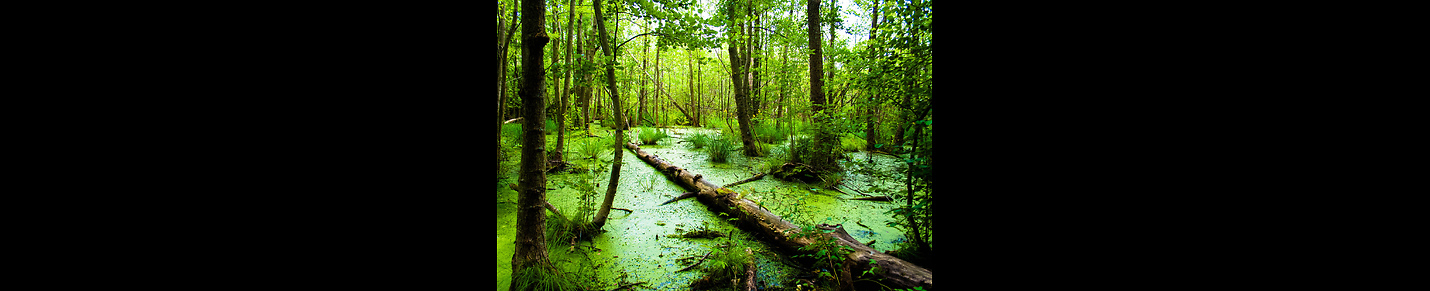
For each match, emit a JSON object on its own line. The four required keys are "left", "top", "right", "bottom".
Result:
{"left": 687, "top": 132, "right": 711, "bottom": 149}
{"left": 752, "top": 123, "right": 786, "bottom": 144}
{"left": 706, "top": 136, "right": 737, "bottom": 163}
{"left": 637, "top": 127, "right": 669, "bottom": 145}
{"left": 511, "top": 263, "right": 582, "bottom": 291}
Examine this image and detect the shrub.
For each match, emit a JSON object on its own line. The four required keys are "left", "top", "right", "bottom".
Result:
{"left": 637, "top": 127, "right": 669, "bottom": 145}
{"left": 840, "top": 134, "right": 866, "bottom": 152}
{"left": 707, "top": 136, "right": 736, "bottom": 163}
{"left": 573, "top": 136, "right": 612, "bottom": 160}
{"left": 545, "top": 119, "right": 558, "bottom": 134}
{"left": 787, "top": 136, "right": 813, "bottom": 165}
{"left": 762, "top": 146, "right": 788, "bottom": 173}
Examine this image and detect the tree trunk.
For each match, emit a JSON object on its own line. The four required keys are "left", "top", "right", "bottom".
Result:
{"left": 751, "top": 13, "right": 762, "bottom": 121}
{"left": 727, "top": 2, "right": 759, "bottom": 157}
{"left": 498, "top": 13, "right": 506, "bottom": 178}
{"left": 510, "top": 0, "right": 551, "bottom": 285}
{"left": 864, "top": 0, "right": 882, "bottom": 152}
{"left": 555, "top": 0, "right": 579, "bottom": 162}
{"left": 590, "top": 0, "right": 625, "bottom": 230}
{"left": 640, "top": 21, "right": 648, "bottom": 128}
{"left": 625, "top": 142, "right": 934, "bottom": 289}
{"left": 806, "top": 0, "right": 837, "bottom": 171}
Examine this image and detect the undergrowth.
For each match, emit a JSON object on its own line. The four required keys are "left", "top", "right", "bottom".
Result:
{"left": 638, "top": 127, "right": 669, "bottom": 145}
{"left": 510, "top": 263, "right": 582, "bottom": 291}
{"left": 707, "top": 136, "right": 737, "bottom": 163}
{"left": 687, "top": 132, "right": 711, "bottom": 149}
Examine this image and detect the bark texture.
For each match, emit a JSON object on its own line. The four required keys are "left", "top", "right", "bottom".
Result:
{"left": 626, "top": 142, "right": 933, "bottom": 289}
{"left": 510, "top": 0, "right": 551, "bottom": 285}
{"left": 590, "top": 0, "right": 625, "bottom": 229}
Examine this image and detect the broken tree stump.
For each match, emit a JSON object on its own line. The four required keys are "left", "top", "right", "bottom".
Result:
{"left": 624, "top": 142, "right": 933, "bottom": 289}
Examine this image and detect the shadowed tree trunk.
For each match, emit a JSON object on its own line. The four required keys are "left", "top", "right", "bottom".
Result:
{"left": 590, "top": 0, "right": 625, "bottom": 229}
{"left": 509, "top": 0, "right": 551, "bottom": 286}
{"left": 864, "top": 0, "right": 882, "bottom": 152}
{"left": 806, "top": 0, "right": 837, "bottom": 171}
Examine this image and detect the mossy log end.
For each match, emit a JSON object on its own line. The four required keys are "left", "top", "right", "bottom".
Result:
{"left": 625, "top": 142, "right": 933, "bottom": 289}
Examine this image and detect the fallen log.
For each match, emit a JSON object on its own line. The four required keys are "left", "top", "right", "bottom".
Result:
{"left": 723, "top": 172, "right": 767, "bottom": 188}
{"left": 624, "top": 142, "right": 933, "bottom": 289}
{"left": 503, "top": 117, "right": 524, "bottom": 124}
{"left": 849, "top": 196, "right": 893, "bottom": 202}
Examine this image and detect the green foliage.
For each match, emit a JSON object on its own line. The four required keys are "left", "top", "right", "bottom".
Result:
{"left": 637, "top": 127, "right": 669, "bottom": 145}
{"left": 791, "top": 224, "right": 854, "bottom": 289}
{"left": 510, "top": 263, "right": 581, "bottom": 291}
{"left": 839, "top": 134, "right": 866, "bottom": 153}
{"left": 705, "top": 246, "right": 749, "bottom": 281}
{"left": 761, "top": 145, "right": 788, "bottom": 173}
{"left": 572, "top": 136, "right": 614, "bottom": 161}
{"left": 545, "top": 119, "right": 558, "bottom": 134}
{"left": 752, "top": 122, "right": 786, "bottom": 144}
{"left": 502, "top": 123, "right": 524, "bottom": 144}
{"left": 686, "top": 132, "right": 711, "bottom": 149}
{"left": 706, "top": 136, "right": 736, "bottom": 163}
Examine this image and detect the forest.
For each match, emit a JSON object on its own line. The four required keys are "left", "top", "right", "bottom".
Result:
{"left": 497, "top": 0, "right": 932, "bottom": 290}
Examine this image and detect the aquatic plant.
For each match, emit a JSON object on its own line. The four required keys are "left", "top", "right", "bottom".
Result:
{"left": 706, "top": 136, "right": 737, "bottom": 163}
{"left": 687, "top": 132, "right": 711, "bottom": 149}
{"left": 637, "top": 127, "right": 669, "bottom": 145}
{"left": 573, "top": 136, "right": 613, "bottom": 161}
{"left": 510, "top": 263, "right": 582, "bottom": 291}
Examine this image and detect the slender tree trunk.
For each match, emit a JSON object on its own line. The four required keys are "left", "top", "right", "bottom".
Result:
{"left": 905, "top": 119, "right": 927, "bottom": 254}
{"left": 688, "top": 51, "right": 696, "bottom": 126}
{"left": 728, "top": 1, "right": 759, "bottom": 157}
{"left": 864, "top": 0, "right": 882, "bottom": 152}
{"left": 640, "top": 21, "right": 648, "bottom": 128}
{"left": 751, "top": 13, "right": 762, "bottom": 121}
{"left": 510, "top": 0, "right": 551, "bottom": 284}
{"left": 555, "top": 0, "right": 578, "bottom": 161}
{"left": 590, "top": 0, "right": 626, "bottom": 229}
{"left": 689, "top": 52, "right": 694, "bottom": 127}
{"left": 498, "top": 13, "right": 505, "bottom": 177}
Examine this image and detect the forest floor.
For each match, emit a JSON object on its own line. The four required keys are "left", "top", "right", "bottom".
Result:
{"left": 497, "top": 124, "right": 910, "bottom": 290}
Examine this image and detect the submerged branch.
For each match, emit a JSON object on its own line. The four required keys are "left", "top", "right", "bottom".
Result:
{"left": 723, "top": 172, "right": 767, "bottom": 188}
{"left": 676, "top": 249, "right": 714, "bottom": 272}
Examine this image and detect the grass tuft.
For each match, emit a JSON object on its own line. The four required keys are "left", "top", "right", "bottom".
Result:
{"left": 707, "top": 136, "right": 736, "bottom": 163}
{"left": 687, "top": 132, "right": 711, "bottom": 149}
{"left": 637, "top": 127, "right": 669, "bottom": 145}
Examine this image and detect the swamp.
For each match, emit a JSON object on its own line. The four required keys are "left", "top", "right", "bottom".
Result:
{"left": 497, "top": 0, "right": 932, "bottom": 290}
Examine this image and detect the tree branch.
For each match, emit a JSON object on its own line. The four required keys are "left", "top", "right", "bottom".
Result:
{"left": 616, "top": 32, "right": 663, "bottom": 53}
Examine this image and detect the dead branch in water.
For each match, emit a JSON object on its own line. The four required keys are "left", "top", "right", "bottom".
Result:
{"left": 676, "top": 249, "right": 715, "bottom": 272}
{"left": 723, "top": 172, "right": 767, "bottom": 188}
